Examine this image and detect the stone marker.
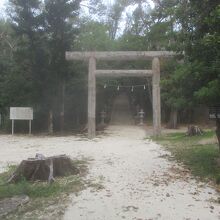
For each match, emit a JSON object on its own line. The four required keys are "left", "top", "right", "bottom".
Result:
{"left": 0, "top": 195, "right": 29, "bottom": 218}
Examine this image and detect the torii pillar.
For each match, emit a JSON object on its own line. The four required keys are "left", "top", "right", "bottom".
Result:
{"left": 88, "top": 56, "right": 96, "bottom": 139}
{"left": 152, "top": 57, "right": 161, "bottom": 136}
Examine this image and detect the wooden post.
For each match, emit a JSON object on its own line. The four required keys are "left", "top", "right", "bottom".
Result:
{"left": 48, "top": 110, "right": 53, "bottom": 134}
{"left": 12, "top": 120, "right": 14, "bottom": 135}
{"left": 88, "top": 56, "right": 96, "bottom": 139}
{"left": 152, "top": 57, "right": 161, "bottom": 136}
{"left": 29, "top": 120, "right": 32, "bottom": 135}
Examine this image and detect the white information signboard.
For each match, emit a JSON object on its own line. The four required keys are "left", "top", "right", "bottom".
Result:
{"left": 10, "top": 107, "right": 33, "bottom": 120}
{"left": 10, "top": 107, "right": 33, "bottom": 135}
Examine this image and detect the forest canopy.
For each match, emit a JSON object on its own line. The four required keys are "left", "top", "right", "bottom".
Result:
{"left": 0, "top": 0, "right": 219, "bottom": 132}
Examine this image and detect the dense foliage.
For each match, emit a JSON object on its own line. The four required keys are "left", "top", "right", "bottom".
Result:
{"left": 0, "top": 0, "right": 219, "bottom": 132}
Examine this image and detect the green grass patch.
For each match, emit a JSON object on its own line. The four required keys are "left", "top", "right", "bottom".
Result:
{"left": 0, "top": 159, "right": 89, "bottom": 219}
{"left": 152, "top": 130, "right": 220, "bottom": 184}
{"left": 154, "top": 130, "right": 215, "bottom": 142}
{"left": 0, "top": 175, "right": 82, "bottom": 199}
{"left": 0, "top": 160, "right": 87, "bottom": 200}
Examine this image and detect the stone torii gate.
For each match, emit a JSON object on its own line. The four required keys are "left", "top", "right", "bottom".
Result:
{"left": 66, "top": 51, "right": 175, "bottom": 138}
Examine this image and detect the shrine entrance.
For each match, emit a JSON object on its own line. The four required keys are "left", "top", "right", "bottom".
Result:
{"left": 66, "top": 51, "right": 174, "bottom": 138}
{"left": 110, "top": 93, "right": 134, "bottom": 126}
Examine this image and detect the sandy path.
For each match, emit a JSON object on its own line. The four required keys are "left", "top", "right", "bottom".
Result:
{"left": 0, "top": 126, "right": 219, "bottom": 220}
{"left": 64, "top": 126, "right": 220, "bottom": 220}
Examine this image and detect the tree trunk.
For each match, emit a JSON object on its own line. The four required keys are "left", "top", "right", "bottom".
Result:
{"left": 60, "top": 80, "right": 65, "bottom": 133}
{"left": 216, "top": 118, "right": 220, "bottom": 152}
{"left": 76, "top": 107, "right": 80, "bottom": 127}
{"left": 48, "top": 110, "right": 53, "bottom": 134}
{"left": 167, "top": 109, "right": 178, "bottom": 129}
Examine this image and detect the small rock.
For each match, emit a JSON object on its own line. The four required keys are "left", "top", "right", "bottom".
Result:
{"left": 0, "top": 195, "right": 29, "bottom": 218}
{"left": 210, "top": 206, "right": 214, "bottom": 210}
{"left": 166, "top": 193, "right": 170, "bottom": 197}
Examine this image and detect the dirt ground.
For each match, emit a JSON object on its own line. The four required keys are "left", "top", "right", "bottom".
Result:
{"left": 0, "top": 125, "right": 220, "bottom": 220}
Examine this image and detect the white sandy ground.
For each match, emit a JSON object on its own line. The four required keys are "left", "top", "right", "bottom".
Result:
{"left": 0, "top": 125, "right": 220, "bottom": 220}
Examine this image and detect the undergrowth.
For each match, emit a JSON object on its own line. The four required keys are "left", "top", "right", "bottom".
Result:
{"left": 0, "top": 160, "right": 87, "bottom": 200}
{"left": 152, "top": 130, "right": 220, "bottom": 184}
{"left": 0, "top": 159, "right": 89, "bottom": 219}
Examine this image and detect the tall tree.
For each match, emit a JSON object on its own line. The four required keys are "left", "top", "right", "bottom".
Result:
{"left": 74, "top": 20, "right": 114, "bottom": 51}
{"left": 88, "top": 0, "right": 132, "bottom": 39}
{"left": 44, "top": 0, "right": 81, "bottom": 132}
{"left": 7, "top": 0, "right": 46, "bottom": 106}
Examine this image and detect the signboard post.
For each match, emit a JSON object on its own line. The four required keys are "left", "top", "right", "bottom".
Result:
{"left": 10, "top": 107, "right": 33, "bottom": 135}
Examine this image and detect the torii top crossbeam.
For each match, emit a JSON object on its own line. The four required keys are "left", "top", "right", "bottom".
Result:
{"left": 66, "top": 51, "right": 175, "bottom": 61}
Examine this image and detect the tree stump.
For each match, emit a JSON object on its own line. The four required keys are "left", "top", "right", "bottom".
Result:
{"left": 7, "top": 154, "right": 79, "bottom": 184}
{"left": 186, "top": 125, "right": 204, "bottom": 136}
{"left": 167, "top": 109, "right": 178, "bottom": 129}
